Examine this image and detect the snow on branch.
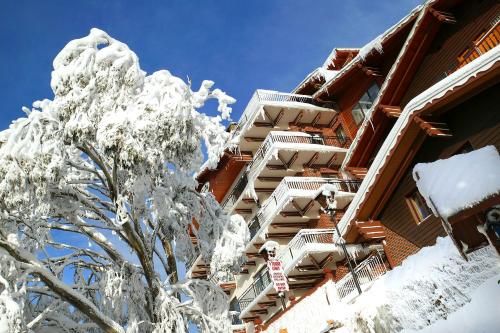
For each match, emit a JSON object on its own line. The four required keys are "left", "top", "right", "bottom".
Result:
{"left": 0, "top": 28, "right": 246, "bottom": 332}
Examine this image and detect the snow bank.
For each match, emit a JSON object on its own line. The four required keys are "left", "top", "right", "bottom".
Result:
{"left": 402, "top": 275, "right": 500, "bottom": 333}
{"left": 413, "top": 145, "right": 500, "bottom": 220}
{"left": 263, "top": 238, "right": 500, "bottom": 333}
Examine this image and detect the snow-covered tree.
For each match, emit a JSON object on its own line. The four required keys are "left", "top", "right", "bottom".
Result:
{"left": 0, "top": 28, "right": 249, "bottom": 333}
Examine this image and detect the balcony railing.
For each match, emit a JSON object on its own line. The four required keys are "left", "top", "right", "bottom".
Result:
{"left": 251, "top": 132, "right": 351, "bottom": 176}
{"left": 237, "top": 90, "right": 317, "bottom": 133}
{"left": 221, "top": 132, "right": 352, "bottom": 212}
{"left": 447, "top": 18, "right": 500, "bottom": 75}
{"left": 276, "top": 229, "right": 336, "bottom": 270}
{"left": 238, "top": 267, "right": 272, "bottom": 311}
{"left": 238, "top": 228, "right": 337, "bottom": 313}
{"left": 336, "top": 254, "right": 387, "bottom": 301}
{"left": 250, "top": 177, "right": 361, "bottom": 244}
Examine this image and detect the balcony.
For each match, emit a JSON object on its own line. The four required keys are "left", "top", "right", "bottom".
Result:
{"left": 222, "top": 132, "right": 351, "bottom": 213}
{"left": 246, "top": 177, "right": 361, "bottom": 247}
{"left": 447, "top": 18, "right": 500, "bottom": 75}
{"left": 238, "top": 229, "right": 338, "bottom": 316}
{"left": 235, "top": 90, "right": 336, "bottom": 137}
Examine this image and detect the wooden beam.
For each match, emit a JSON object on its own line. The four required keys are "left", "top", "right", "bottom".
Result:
{"left": 246, "top": 252, "right": 262, "bottom": 258}
{"left": 289, "top": 282, "right": 316, "bottom": 290}
{"left": 254, "top": 122, "right": 274, "bottom": 128}
{"left": 235, "top": 209, "right": 253, "bottom": 214}
{"left": 288, "top": 273, "right": 325, "bottom": 281}
{"left": 254, "top": 188, "right": 275, "bottom": 193}
{"left": 242, "top": 198, "right": 258, "bottom": 204}
{"left": 257, "top": 176, "right": 284, "bottom": 182}
{"left": 271, "top": 222, "right": 311, "bottom": 228}
{"left": 429, "top": 7, "right": 456, "bottom": 23}
{"left": 326, "top": 153, "right": 338, "bottom": 168}
{"left": 379, "top": 105, "right": 402, "bottom": 118}
{"left": 292, "top": 111, "right": 304, "bottom": 126}
{"left": 266, "top": 232, "right": 297, "bottom": 239}
{"left": 287, "top": 152, "right": 299, "bottom": 168}
{"left": 414, "top": 116, "right": 452, "bottom": 137}
{"left": 258, "top": 301, "right": 277, "bottom": 308}
{"left": 244, "top": 136, "right": 265, "bottom": 142}
{"left": 328, "top": 114, "right": 338, "bottom": 128}
{"left": 304, "top": 152, "right": 319, "bottom": 168}
{"left": 311, "top": 113, "right": 321, "bottom": 127}
{"left": 280, "top": 211, "right": 302, "bottom": 217}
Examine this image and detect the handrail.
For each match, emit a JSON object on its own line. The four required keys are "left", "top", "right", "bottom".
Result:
{"left": 336, "top": 254, "right": 387, "bottom": 300}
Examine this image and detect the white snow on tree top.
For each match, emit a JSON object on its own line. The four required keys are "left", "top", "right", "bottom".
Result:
{"left": 413, "top": 145, "right": 500, "bottom": 220}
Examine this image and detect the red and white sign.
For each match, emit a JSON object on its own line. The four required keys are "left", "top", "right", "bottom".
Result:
{"left": 267, "top": 260, "right": 289, "bottom": 292}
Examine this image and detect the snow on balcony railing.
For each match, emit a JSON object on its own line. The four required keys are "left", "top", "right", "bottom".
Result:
{"left": 249, "top": 177, "right": 361, "bottom": 246}
{"left": 336, "top": 254, "right": 387, "bottom": 301}
{"left": 237, "top": 90, "right": 317, "bottom": 133}
{"left": 277, "top": 229, "right": 337, "bottom": 271}
{"left": 221, "top": 132, "right": 351, "bottom": 212}
{"left": 238, "top": 228, "right": 337, "bottom": 313}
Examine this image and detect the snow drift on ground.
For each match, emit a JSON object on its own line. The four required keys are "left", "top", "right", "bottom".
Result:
{"left": 263, "top": 237, "right": 500, "bottom": 333}
{"left": 413, "top": 145, "right": 500, "bottom": 220}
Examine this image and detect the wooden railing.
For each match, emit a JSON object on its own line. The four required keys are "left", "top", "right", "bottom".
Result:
{"left": 447, "top": 18, "right": 500, "bottom": 75}
{"left": 335, "top": 254, "right": 387, "bottom": 300}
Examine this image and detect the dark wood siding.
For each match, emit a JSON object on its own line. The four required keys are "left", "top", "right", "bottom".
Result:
{"left": 401, "top": 0, "right": 500, "bottom": 106}
{"left": 380, "top": 83, "right": 500, "bottom": 248}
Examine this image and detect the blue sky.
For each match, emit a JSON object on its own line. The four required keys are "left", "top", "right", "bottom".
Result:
{"left": 0, "top": 0, "right": 422, "bottom": 129}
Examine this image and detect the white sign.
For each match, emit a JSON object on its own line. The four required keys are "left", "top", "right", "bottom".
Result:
{"left": 267, "top": 260, "right": 289, "bottom": 292}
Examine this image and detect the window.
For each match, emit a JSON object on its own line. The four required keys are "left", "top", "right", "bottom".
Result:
{"left": 406, "top": 189, "right": 433, "bottom": 224}
{"left": 335, "top": 126, "right": 347, "bottom": 145}
{"left": 351, "top": 82, "right": 380, "bottom": 125}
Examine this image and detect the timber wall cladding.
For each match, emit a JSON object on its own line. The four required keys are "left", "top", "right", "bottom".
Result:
{"left": 379, "top": 83, "right": 499, "bottom": 256}
{"left": 401, "top": 0, "right": 500, "bottom": 107}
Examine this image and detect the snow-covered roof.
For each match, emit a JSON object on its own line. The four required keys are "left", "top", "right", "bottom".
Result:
{"left": 413, "top": 145, "right": 500, "bottom": 220}
{"left": 336, "top": 41, "right": 500, "bottom": 236}
{"left": 313, "top": 4, "right": 423, "bottom": 99}
{"left": 322, "top": 48, "right": 360, "bottom": 69}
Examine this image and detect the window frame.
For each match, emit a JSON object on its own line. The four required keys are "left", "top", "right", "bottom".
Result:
{"left": 405, "top": 188, "right": 433, "bottom": 225}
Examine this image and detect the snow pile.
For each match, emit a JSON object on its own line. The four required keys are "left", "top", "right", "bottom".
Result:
{"left": 264, "top": 280, "right": 340, "bottom": 333}
{"left": 413, "top": 145, "right": 500, "bottom": 220}
{"left": 264, "top": 238, "right": 500, "bottom": 333}
{"left": 402, "top": 275, "right": 500, "bottom": 333}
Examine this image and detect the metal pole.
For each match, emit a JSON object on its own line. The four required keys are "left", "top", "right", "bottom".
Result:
{"left": 329, "top": 208, "right": 363, "bottom": 295}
